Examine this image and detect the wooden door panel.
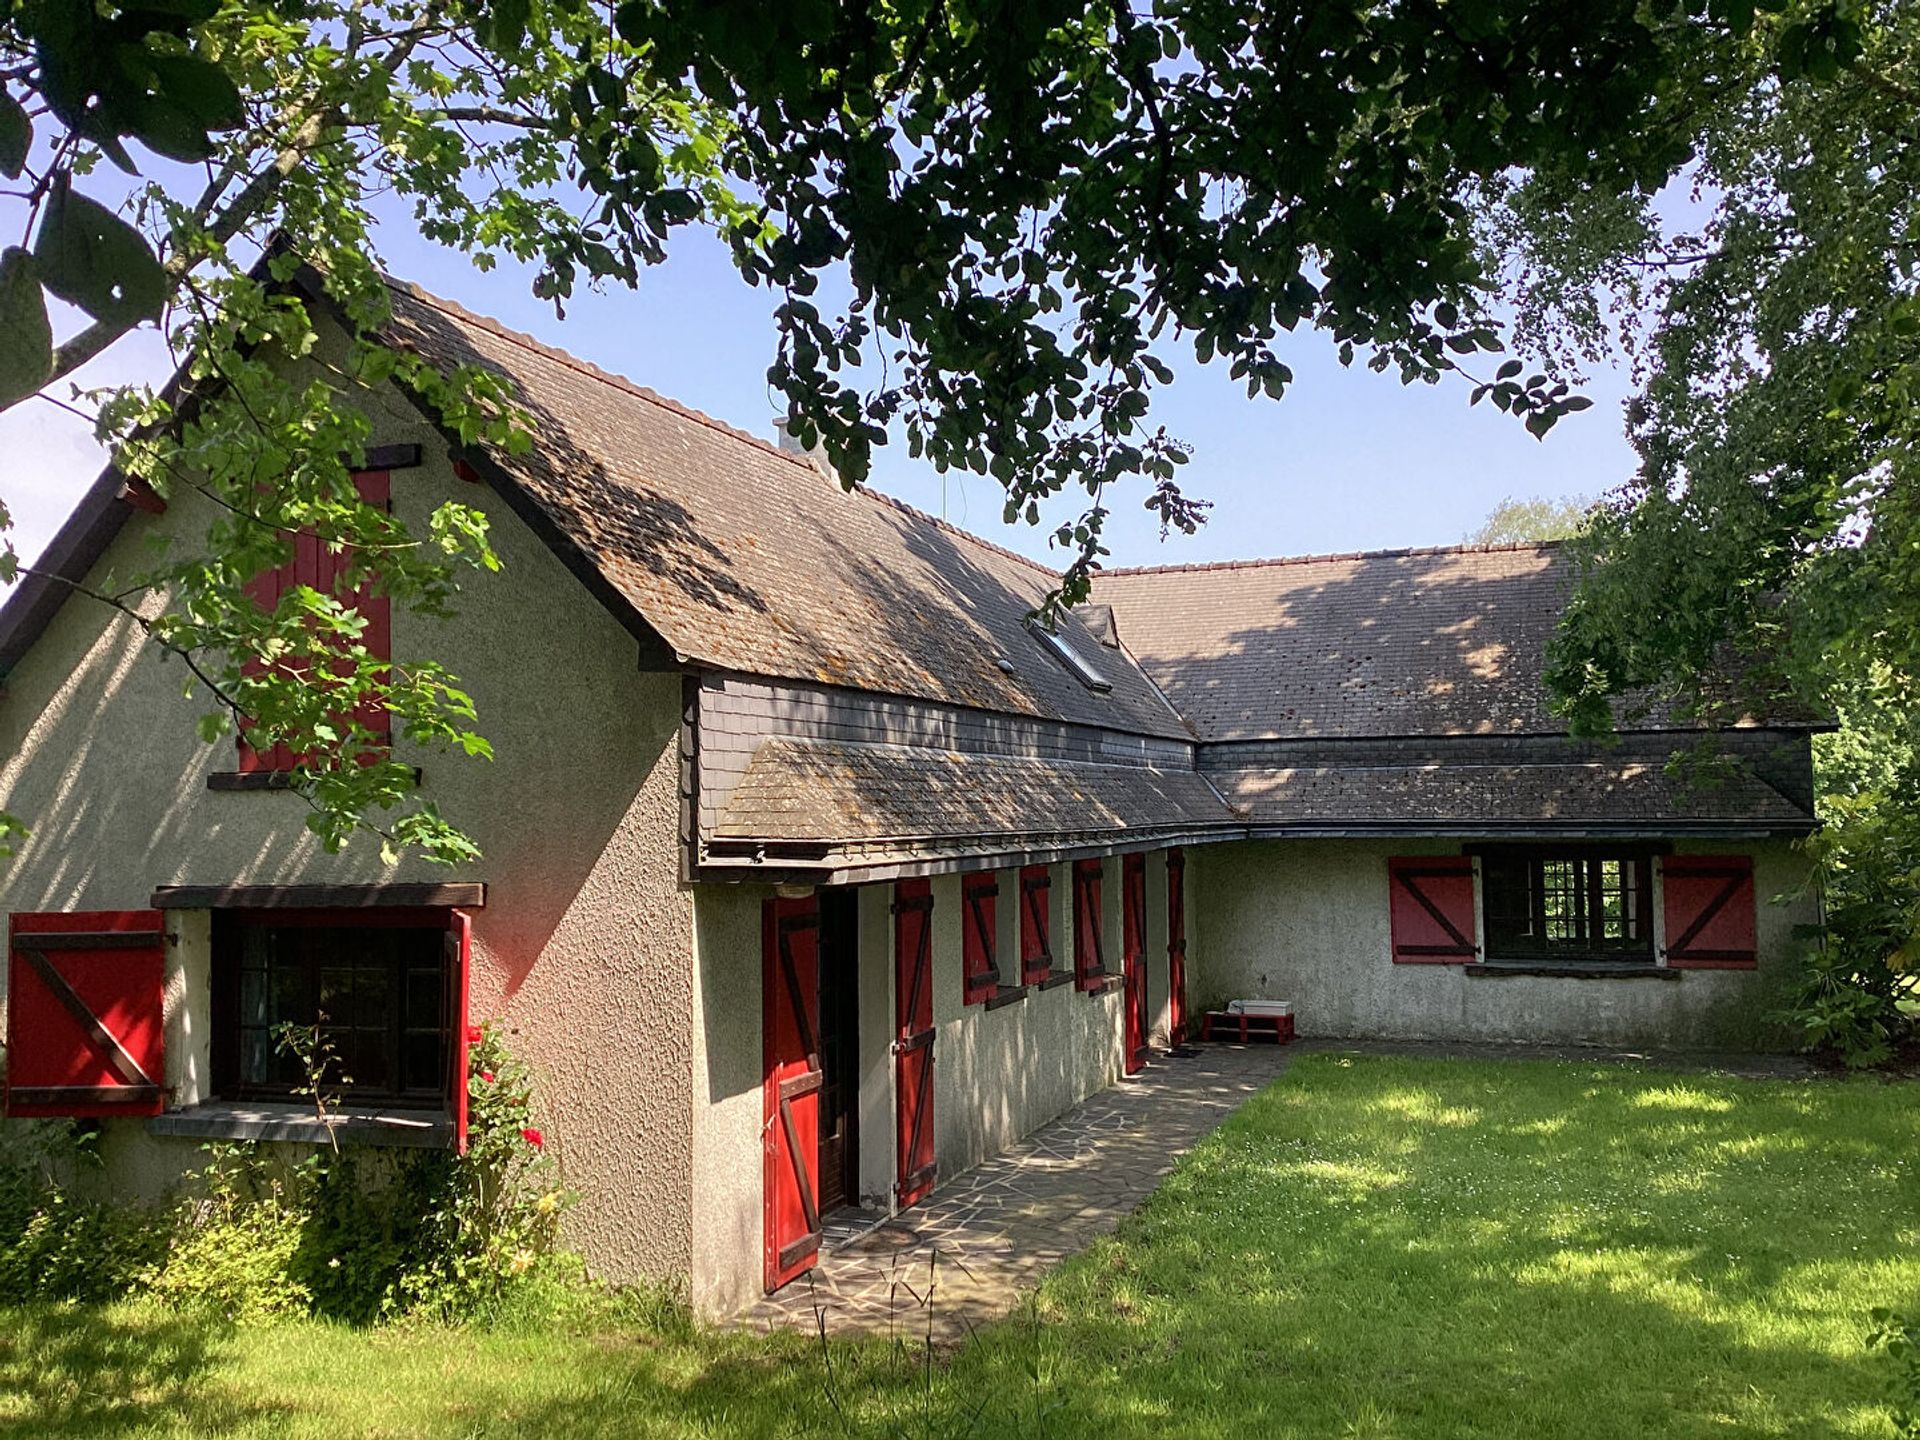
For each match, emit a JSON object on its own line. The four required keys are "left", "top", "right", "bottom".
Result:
{"left": 893, "top": 879, "right": 937, "bottom": 1208}
{"left": 763, "top": 896, "right": 823, "bottom": 1292}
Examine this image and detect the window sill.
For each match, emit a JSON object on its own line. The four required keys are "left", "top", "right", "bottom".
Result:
{"left": 209, "top": 766, "right": 421, "bottom": 793}
{"left": 984, "top": 985, "right": 1029, "bottom": 1012}
{"left": 1038, "top": 970, "right": 1077, "bottom": 992}
{"left": 1086, "top": 973, "right": 1123, "bottom": 996}
{"left": 147, "top": 1101, "right": 453, "bottom": 1149}
{"left": 1465, "top": 961, "right": 1679, "bottom": 981}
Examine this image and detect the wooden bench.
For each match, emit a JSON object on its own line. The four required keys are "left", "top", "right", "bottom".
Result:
{"left": 1201, "top": 1010, "right": 1294, "bottom": 1044}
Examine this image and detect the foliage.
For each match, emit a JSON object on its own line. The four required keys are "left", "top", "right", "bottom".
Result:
{"left": 1479, "top": 3, "right": 1920, "bottom": 1061}
{"left": 142, "top": 1144, "right": 313, "bottom": 1323}
{"left": 273, "top": 1015, "right": 353, "bottom": 1134}
{"left": 0, "top": 1120, "right": 168, "bottom": 1304}
{"left": 1870, "top": 1307, "right": 1920, "bottom": 1440}
{"left": 1465, "top": 494, "right": 1595, "bottom": 545}
{"left": 392, "top": 1020, "right": 576, "bottom": 1320}
{"left": 0, "top": 1022, "right": 574, "bottom": 1325}
{"left": 1778, "top": 730, "right": 1920, "bottom": 1065}
{"left": 0, "top": 0, "right": 1868, "bottom": 863}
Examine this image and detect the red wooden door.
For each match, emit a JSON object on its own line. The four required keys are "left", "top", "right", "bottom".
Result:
{"left": 893, "top": 879, "right": 937, "bottom": 1209}
{"left": 1166, "top": 849, "right": 1188, "bottom": 1045}
{"left": 762, "top": 895, "right": 823, "bottom": 1293}
{"left": 1122, "top": 854, "right": 1148, "bottom": 1074}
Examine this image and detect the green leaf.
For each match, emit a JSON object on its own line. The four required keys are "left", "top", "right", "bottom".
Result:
{"left": 0, "top": 91, "right": 29, "bottom": 179}
{"left": 147, "top": 54, "right": 245, "bottom": 131}
{"left": 0, "top": 248, "right": 53, "bottom": 406}
{"left": 33, "top": 179, "right": 167, "bottom": 326}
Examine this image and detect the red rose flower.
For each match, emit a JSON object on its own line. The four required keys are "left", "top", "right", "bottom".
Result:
{"left": 480, "top": 1071, "right": 495, "bottom": 1083}
{"left": 521, "top": 1127, "right": 544, "bottom": 1149}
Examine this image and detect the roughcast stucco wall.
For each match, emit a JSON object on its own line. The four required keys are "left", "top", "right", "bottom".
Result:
{"left": 1188, "top": 837, "right": 1816, "bottom": 1050}
{"left": 0, "top": 362, "right": 694, "bottom": 1287}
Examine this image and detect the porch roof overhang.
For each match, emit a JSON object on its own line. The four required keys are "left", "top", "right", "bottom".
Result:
{"left": 1211, "top": 761, "right": 1818, "bottom": 837}
{"left": 701, "top": 736, "right": 1239, "bottom": 883}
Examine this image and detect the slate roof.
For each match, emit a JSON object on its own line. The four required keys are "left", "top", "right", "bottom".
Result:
{"left": 711, "top": 737, "right": 1236, "bottom": 845}
{"left": 383, "top": 283, "right": 1191, "bottom": 741}
{"left": 1213, "top": 761, "right": 1813, "bottom": 832}
{"left": 1094, "top": 545, "right": 1641, "bottom": 742}
{"left": 0, "top": 269, "right": 1823, "bottom": 857}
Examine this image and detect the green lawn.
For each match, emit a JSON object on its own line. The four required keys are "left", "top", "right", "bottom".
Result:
{"left": 3, "top": 1053, "right": 1915, "bottom": 1438}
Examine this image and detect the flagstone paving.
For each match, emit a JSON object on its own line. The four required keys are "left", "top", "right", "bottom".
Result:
{"left": 737, "top": 1041, "right": 1293, "bottom": 1343}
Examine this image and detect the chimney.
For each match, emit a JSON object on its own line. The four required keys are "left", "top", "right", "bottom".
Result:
{"left": 773, "top": 417, "right": 840, "bottom": 484}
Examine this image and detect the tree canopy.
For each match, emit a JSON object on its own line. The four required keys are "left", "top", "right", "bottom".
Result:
{"left": 1465, "top": 494, "right": 1594, "bottom": 546}
{"left": 0, "top": 0, "right": 1875, "bottom": 862}
{"left": 1486, "top": 0, "right": 1917, "bottom": 1059}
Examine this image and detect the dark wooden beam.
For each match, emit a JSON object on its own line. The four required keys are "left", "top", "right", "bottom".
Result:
{"left": 360, "top": 443, "right": 424, "bottom": 471}
{"left": 151, "top": 882, "right": 486, "bottom": 910}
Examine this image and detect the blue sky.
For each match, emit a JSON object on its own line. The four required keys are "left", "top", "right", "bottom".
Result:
{"left": 0, "top": 210, "right": 1636, "bottom": 573}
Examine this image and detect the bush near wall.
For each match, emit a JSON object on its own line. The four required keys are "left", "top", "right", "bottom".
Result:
{"left": 0, "top": 1023, "right": 581, "bottom": 1324}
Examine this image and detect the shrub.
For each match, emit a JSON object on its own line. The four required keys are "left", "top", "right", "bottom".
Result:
{"left": 0, "top": 1021, "right": 582, "bottom": 1325}
{"left": 142, "top": 1144, "right": 311, "bottom": 1323}
{"left": 0, "top": 1120, "right": 164, "bottom": 1304}
{"left": 1780, "top": 784, "right": 1920, "bottom": 1067}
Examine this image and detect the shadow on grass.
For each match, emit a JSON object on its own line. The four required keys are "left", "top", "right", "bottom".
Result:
{"left": 0, "top": 1303, "right": 283, "bottom": 1438}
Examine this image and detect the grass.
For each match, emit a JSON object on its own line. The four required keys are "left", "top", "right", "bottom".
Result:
{"left": 2, "top": 1053, "right": 1915, "bottom": 1438}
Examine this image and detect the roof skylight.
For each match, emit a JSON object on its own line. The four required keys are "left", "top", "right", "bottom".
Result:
{"left": 1029, "top": 620, "right": 1113, "bottom": 694}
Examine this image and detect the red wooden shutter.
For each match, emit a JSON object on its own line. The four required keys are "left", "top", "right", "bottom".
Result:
{"left": 1019, "top": 865, "right": 1052, "bottom": 986}
{"left": 1662, "top": 855, "right": 1758, "bottom": 968}
{"left": 1073, "top": 859, "right": 1105, "bottom": 991}
{"left": 237, "top": 469, "right": 392, "bottom": 771}
{"left": 961, "top": 871, "right": 999, "bottom": 1005}
{"left": 332, "top": 470, "right": 393, "bottom": 751}
{"left": 1166, "top": 849, "right": 1188, "bottom": 1044}
{"left": 1388, "top": 857, "right": 1477, "bottom": 963}
{"left": 763, "top": 894, "right": 823, "bottom": 1291}
{"left": 893, "top": 879, "right": 937, "bottom": 1208}
{"left": 1122, "top": 855, "right": 1148, "bottom": 1073}
{"left": 237, "top": 530, "right": 302, "bottom": 773}
{"left": 5, "top": 911, "right": 166, "bottom": 1117}
{"left": 446, "top": 909, "right": 473, "bottom": 1153}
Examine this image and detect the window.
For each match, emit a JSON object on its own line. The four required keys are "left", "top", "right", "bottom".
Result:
{"left": 1480, "top": 848, "right": 1655, "bottom": 962}
{"left": 238, "top": 469, "right": 393, "bottom": 773}
{"left": 1028, "top": 620, "right": 1113, "bottom": 693}
{"left": 961, "top": 871, "right": 999, "bottom": 1004}
{"left": 213, "top": 911, "right": 452, "bottom": 1107}
{"left": 1018, "top": 865, "right": 1053, "bottom": 985}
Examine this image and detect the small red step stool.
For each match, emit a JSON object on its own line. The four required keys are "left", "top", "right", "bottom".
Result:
{"left": 1201, "top": 1010, "right": 1294, "bottom": 1044}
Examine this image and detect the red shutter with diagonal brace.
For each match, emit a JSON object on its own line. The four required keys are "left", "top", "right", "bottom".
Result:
{"left": 893, "top": 879, "right": 937, "bottom": 1208}
{"left": 763, "top": 894, "right": 823, "bottom": 1291}
{"left": 5, "top": 911, "right": 166, "bottom": 1117}
{"left": 1073, "top": 859, "right": 1106, "bottom": 991}
{"left": 1662, "top": 855, "right": 1758, "bottom": 968}
{"left": 1388, "top": 857, "right": 1477, "bottom": 963}
{"left": 1019, "top": 866, "right": 1052, "bottom": 986}
{"left": 961, "top": 872, "right": 999, "bottom": 1005}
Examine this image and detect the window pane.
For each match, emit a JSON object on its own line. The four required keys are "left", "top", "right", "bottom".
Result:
{"left": 1480, "top": 851, "right": 1655, "bottom": 961}
{"left": 222, "top": 921, "right": 448, "bottom": 1106}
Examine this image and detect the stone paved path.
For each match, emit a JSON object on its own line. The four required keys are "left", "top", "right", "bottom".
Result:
{"left": 738, "top": 1042, "right": 1293, "bottom": 1343}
